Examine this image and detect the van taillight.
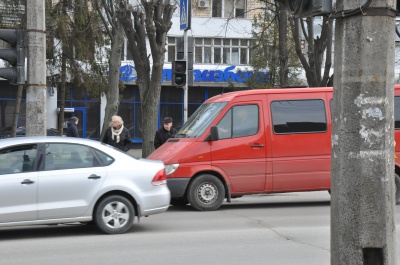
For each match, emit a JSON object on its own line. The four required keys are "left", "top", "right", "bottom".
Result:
{"left": 152, "top": 169, "right": 167, "bottom": 186}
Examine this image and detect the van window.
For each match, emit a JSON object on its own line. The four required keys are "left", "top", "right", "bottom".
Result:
{"left": 217, "top": 104, "right": 259, "bottom": 139}
{"left": 271, "top": 99, "right": 327, "bottom": 134}
{"left": 177, "top": 102, "right": 228, "bottom": 138}
{"left": 395, "top": 97, "right": 400, "bottom": 129}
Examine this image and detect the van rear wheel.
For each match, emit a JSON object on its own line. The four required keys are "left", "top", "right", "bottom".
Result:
{"left": 187, "top": 174, "right": 225, "bottom": 211}
{"left": 395, "top": 173, "right": 400, "bottom": 205}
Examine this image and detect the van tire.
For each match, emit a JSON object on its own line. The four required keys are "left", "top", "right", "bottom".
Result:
{"left": 187, "top": 174, "right": 225, "bottom": 211}
{"left": 395, "top": 173, "right": 400, "bottom": 205}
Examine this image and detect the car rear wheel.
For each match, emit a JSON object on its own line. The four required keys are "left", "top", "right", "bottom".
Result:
{"left": 395, "top": 173, "right": 400, "bottom": 205}
{"left": 94, "top": 195, "right": 134, "bottom": 234}
{"left": 187, "top": 174, "right": 225, "bottom": 211}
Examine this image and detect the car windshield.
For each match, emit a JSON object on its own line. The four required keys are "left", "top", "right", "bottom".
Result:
{"left": 176, "top": 102, "right": 227, "bottom": 138}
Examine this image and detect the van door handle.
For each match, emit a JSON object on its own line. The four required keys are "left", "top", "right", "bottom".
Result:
{"left": 88, "top": 174, "right": 101, "bottom": 179}
{"left": 251, "top": 144, "right": 265, "bottom": 148}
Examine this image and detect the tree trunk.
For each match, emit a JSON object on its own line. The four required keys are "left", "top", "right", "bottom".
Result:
{"left": 100, "top": 26, "right": 124, "bottom": 141}
{"left": 117, "top": 0, "right": 174, "bottom": 157}
{"left": 278, "top": 5, "right": 288, "bottom": 87}
{"left": 57, "top": 51, "right": 67, "bottom": 136}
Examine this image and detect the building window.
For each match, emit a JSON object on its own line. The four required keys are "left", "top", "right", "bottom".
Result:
{"left": 212, "top": 0, "right": 246, "bottom": 18}
{"left": 194, "top": 38, "right": 250, "bottom": 65}
{"left": 167, "top": 37, "right": 176, "bottom": 62}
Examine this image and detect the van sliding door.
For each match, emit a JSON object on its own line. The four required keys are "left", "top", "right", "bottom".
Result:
{"left": 269, "top": 92, "right": 331, "bottom": 192}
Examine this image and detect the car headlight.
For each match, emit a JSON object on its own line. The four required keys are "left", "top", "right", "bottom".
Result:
{"left": 165, "top": 164, "right": 179, "bottom": 175}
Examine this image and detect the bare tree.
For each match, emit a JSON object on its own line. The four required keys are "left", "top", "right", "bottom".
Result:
{"left": 116, "top": 0, "right": 175, "bottom": 157}
{"left": 249, "top": 1, "right": 333, "bottom": 88}
{"left": 289, "top": 16, "right": 333, "bottom": 87}
{"left": 249, "top": 0, "right": 301, "bottom": 88}
{"left": 94, "top": 0, "right": 125, "bottom": 141}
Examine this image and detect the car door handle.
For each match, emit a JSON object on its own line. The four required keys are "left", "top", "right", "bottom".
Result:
{"left": 251, "top": 144, "right": 265, "bottom": 148}
{"left": 21, "top": 179, "right": 35, "bottom": 185}
{"left": 88, "top": 174, "right": 101, "bottom": 179}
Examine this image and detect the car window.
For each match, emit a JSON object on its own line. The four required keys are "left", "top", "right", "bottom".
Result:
{"left": 44, "top": 143, "right": 100, "bottom": 171}
{"left": 0, "top": 144, "right": 37, "bottom": 174}
{"left": 92, "top": 149, "right": 114, "bottom": 166}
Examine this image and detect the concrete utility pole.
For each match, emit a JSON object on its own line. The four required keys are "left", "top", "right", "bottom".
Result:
{"left": 331, "top": 1, "right": 396, "bottom": 264}
{"left": 26, "top": 0, "right": 46, "bottom": 136}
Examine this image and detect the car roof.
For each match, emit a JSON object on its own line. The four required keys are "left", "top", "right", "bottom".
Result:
{"left": 0, "top": 136, "right": 103, "bottom": 148}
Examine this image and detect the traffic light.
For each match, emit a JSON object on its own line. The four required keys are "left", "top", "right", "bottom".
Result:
{"left": 0, "top": 29, "right": 25, "bottom": 85}
{"left": 172, "top": 60, "right": 186, "bottom": 86}
{"left": 276, "top": 0, "right": 332, "bottom": 18}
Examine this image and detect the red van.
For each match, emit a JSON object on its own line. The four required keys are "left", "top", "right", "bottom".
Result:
{"left": 148, "top": 86, "right": 400, "bottom": 211}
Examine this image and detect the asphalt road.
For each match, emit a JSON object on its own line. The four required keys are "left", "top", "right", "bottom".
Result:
{"left": 0, "top": 191, "right": 399, "bottom": 265}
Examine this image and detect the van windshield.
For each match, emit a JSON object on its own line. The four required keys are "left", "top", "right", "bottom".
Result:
{"left": 176, "top": 102, "right": 228, "bottom": 138}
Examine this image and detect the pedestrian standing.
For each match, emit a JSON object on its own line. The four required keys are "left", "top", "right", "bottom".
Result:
{"left": 154, "top": 117, "right": 177, "bottom": 149}
{"left": 66, "top": 116, "right": 79, "bottom": 137}
{"left": 102, "top": 115, "right": 132, "bottom": 152}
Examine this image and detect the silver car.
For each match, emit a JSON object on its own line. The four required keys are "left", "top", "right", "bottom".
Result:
{"left": 0, "top": 136, "right": 170, "bottom": 234}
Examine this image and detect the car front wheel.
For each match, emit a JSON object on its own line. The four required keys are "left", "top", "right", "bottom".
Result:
{"left": 94, "top": 195, "right": 135, "bottom": 234}
{"left": 187, "top": 174, "right": 225, "bottom": 211}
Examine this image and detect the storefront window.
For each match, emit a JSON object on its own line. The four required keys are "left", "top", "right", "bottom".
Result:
{"left": 121, "top": 86, "right": 134, "bottom": 101}
{"left": 118, "top": 103, "right": 134, "bottom": 138}
{"left": 86, "top": 102, "right": 101, "bottom": 139}
{"left": 161, "top": 87, "right": 182, "bottom": 103}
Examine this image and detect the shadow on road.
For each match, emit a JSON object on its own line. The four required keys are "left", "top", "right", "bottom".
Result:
{"left": 167, "top": 198, "right": 331, "bottom": 212}
{"left": 0, "top": 223, "right": 112, "bottom": 240}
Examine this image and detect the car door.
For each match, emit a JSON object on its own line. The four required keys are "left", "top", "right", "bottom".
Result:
{"left": 0, "top": 144, "right": 38, "bottom": 223}
{"left": 37, "top": 143, "right": 107, "bottom": 219}
{"left": 211, "top": 100, "right": 267, "bottom": 193}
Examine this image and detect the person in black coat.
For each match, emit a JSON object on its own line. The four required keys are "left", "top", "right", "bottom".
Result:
{"left": 102, "top": 115, "right": 132, "bottom": 152}
{"left": 66, "top": 116, "right": 79, "bottom": 137}
{"left": 154, "top": 117, "right": 177, "bottom": 149}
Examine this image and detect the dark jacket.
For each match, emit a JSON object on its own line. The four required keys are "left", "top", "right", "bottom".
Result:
{"left": 102, "top": 127, "right": 132, "bottom": 152}
{"left": 154, "top": 127, "right": 177, "bottom": 149}
{"left": 66, "top": 120, "right": 79, "bottom": 137}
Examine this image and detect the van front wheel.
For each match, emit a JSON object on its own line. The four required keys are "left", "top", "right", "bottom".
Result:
{"left": 395, "top": 173, "right": 400, "bottom": 205}
{"left": 187, "top": 174, "right": 225, "bottom": 211}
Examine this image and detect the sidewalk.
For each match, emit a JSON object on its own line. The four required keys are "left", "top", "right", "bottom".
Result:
{"left": 127, "top": 145, "right": 142, "bottom": 158}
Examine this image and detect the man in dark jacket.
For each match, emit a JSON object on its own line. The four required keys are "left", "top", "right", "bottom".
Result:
{"left": 66, "top": 116, "right": 79, "bottom": 137}
{"left": 154, "top": 117, "right": 177, "bottom": 149}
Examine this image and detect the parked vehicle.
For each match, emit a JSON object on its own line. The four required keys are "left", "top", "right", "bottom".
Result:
{"left": 148, "top": 86, "right": 400, "bottom": 211}
{"left": 0, "top": 136, "right": 170, "bottom": 234}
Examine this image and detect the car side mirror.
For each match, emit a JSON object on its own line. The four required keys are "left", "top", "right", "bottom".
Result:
{"left": 210, "top": 126, "right": 219, "bottom": 141}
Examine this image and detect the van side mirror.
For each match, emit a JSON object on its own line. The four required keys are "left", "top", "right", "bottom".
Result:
{"left": 210, "top": 126, "right": 219, "bottom": 141}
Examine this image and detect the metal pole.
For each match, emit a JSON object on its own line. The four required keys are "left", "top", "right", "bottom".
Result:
{"left": 183, "top": 29, "right": 188, "bottom": 123}
{"left": 26, "top": 0, "right": 46, "bottom": 136}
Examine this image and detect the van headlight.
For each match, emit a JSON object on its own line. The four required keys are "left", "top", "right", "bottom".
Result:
{"left": 165, "top": 164, "right": 179, "bottom": 175}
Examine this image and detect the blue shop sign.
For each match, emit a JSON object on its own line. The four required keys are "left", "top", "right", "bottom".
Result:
{"left": 120, "top": 65, "right": 268, "bottom": 84}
